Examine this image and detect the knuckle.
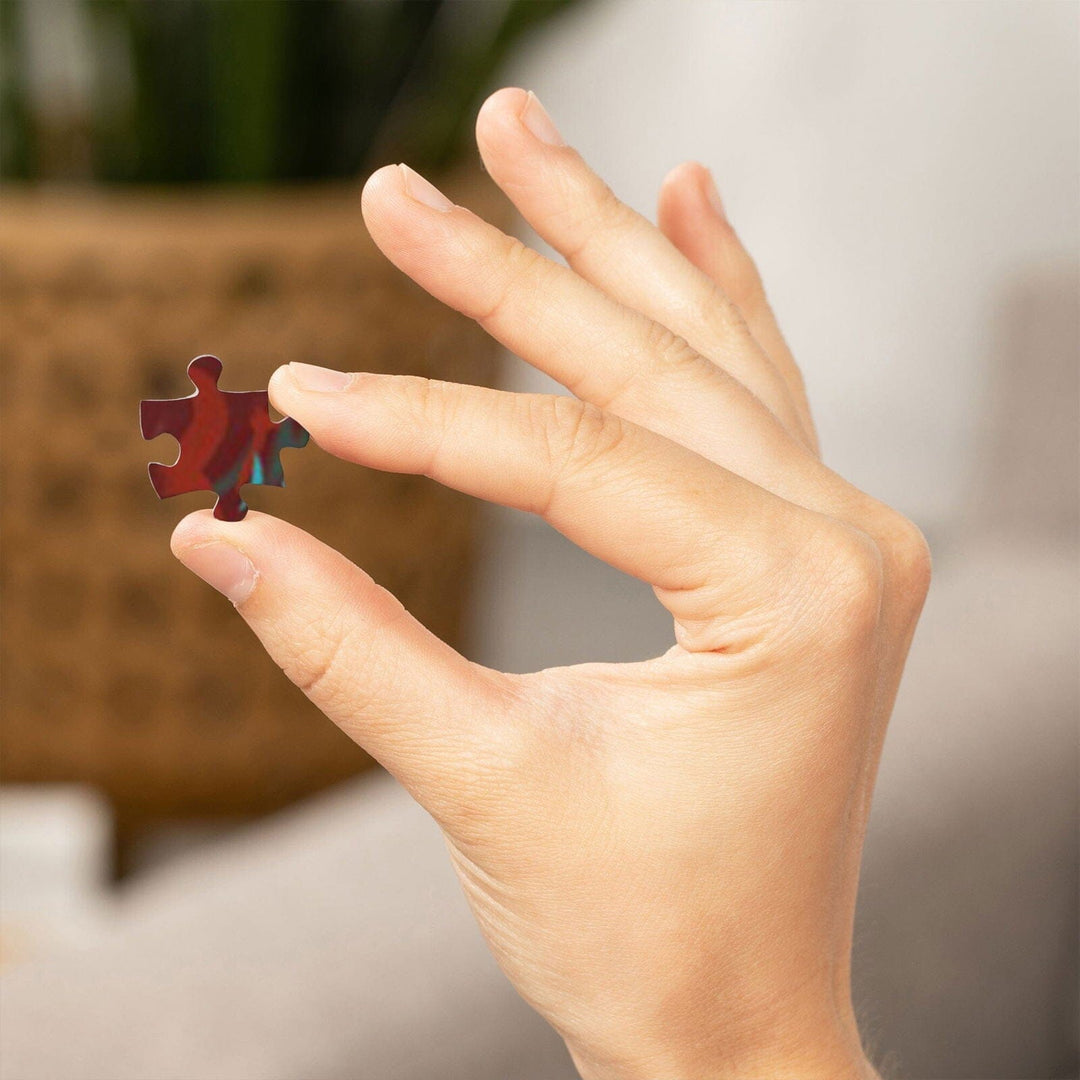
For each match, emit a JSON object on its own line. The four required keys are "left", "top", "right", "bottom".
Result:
{"left": 384, "top": 373, "right": 435, "bottom": 422}
{"left": 531, "top": 396, "right": 625, "bottom": 486}
{"left": 564, "top": 177, "right": 636, "bottom": 260}
{"left": 283, "top": 615, "right": 362, "bottom": 709}
{"left": 642, "top": 319, "right": 702, "bottom": 377}
{"left": 591, "top": 175, "right": 626, "bottom": 223}
{"left": 801, "top": 523, "right": 885, "bottom": 645}
{"left": 724, "top": 252, "right": 768, "bottom": 314}
{"left": 878, "top": 510, "right": 933, "bottom": 611}
{"left": 279, "top": 593, "right": 405, "bottom": 718}
{"left": 291, "top": 629, "right": 349, "bottom": 701}
{"left": 503, "top": 234, "right": 546, "bottom": 279}
{"left": 388, "top": 375, "right": 458, "bottom": 472}
{"left": 479, "top": 236, "right": 546, "bottom": 325}
{"left": 698, "top": 276, "right": 756, "bottom": 344}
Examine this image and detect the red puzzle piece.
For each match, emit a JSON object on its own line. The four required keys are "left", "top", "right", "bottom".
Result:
{"left": 140, "top": 356, "right": 309, "bottom": 521}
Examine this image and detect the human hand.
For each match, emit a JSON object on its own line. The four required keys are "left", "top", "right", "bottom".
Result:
{"left": 172, "top": 88, "right": 929, "bottom": 1079}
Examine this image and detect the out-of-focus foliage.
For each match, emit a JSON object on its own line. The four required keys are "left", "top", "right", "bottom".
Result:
{"left": 0, "top": 0, "right": 577, "bottom": 183}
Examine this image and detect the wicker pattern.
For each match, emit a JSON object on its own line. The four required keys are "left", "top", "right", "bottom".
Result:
{"left": 0, "top": 179, "right": 503, "bottom": 847}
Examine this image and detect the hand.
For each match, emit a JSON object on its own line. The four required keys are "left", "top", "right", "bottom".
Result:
{"left": 172, "top": 88, "right": 929, "bottom": 1079}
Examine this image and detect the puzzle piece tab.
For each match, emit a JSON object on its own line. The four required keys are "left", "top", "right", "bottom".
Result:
{"left": 140, "top": 355, "right": 309, "bottom": 521}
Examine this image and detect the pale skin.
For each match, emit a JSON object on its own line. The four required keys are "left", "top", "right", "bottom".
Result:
{"left": 172, "top": 88, "right": 930, "bottom": 1079}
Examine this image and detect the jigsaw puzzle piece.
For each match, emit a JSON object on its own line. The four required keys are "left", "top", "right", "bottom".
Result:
{"left": 140, "top": 355, "right": 309, "bottom": 522}
{"left": 212, "top": 489, "right": 248, "bottom": 522}
{"left": 246, "top": 411, "right": 310, "bottom": 490}
{"left": 147, "top": 460, "right": 207, "bottom": 500}
{"left": 140, "top": 396, "right": 193, "bottom": 441}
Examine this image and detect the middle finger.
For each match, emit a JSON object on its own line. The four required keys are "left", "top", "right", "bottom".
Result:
{"left": 361, "top": 163, "right": 799, "bottom": 491}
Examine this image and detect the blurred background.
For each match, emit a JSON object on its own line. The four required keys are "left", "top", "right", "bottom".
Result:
{"left": 0, "top": 2, "right": 1076, "bottom": 1079}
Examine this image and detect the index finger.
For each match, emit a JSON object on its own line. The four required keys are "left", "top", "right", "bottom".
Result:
{"left": 270, "top": 366, "right": 845, "bottom": 653}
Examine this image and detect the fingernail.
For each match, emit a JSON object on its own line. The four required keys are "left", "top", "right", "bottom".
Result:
{"left": 702, "top": 168, "right": 726, "bottom": 220}
{"left": 399, "top": 164, "right": 454, "bottom": 212}
{"left": 289, "top": 362, "right": 353, "bottom": 393}
{"left": 520, "top": 91, "right": 564, "bottom": 147}
{"left": 176, "top": 543, "right": 257, "bottom": 606}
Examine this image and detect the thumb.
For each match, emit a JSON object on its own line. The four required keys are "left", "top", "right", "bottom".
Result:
{"left": 170, "top": 509, "right": 518, "bottom": 820}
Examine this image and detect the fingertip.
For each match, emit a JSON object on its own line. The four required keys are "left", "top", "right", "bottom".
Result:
{"left": 476, "top": 86, "right": 530, "bottom": 135}
{"left": 169, "top": 511, "right": 262, "bottom": 606}
{"left": 658, "top": 161, "right": 720, "bottom": 220}
{"left": 361, "top": 163, "right": 463, "bottom": 264}
{"left": 362, "top": 162, "right": 403, "bottom": 195}
{"left": 660, "top": 160, "right": 709, "bottom": 194}
{"left": 170, "top": 508, "right": 219, "bottom": 557}
{"left": 360, "top": 164, "right": 411, "bottom": 258}
{"left": 360, "top": 163, "right": 406, "bottom": 221}
{"left": 170, "top": 508, "right": 281, "bottom": 557}
{"left": 267, "top": 363, "right": 295, "bottom": 414}
{"left": 475, "top": 88, "right": 530, "bottom": 167}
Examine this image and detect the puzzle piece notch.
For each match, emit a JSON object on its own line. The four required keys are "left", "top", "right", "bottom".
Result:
{"left": 140, "top": 355, "right": 309, "bottom": 521}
